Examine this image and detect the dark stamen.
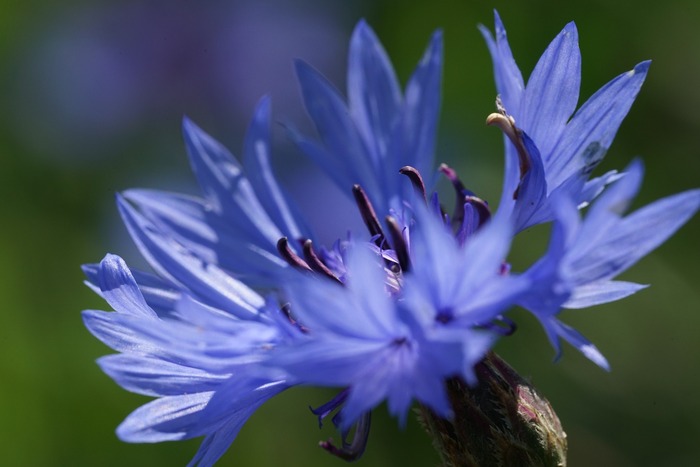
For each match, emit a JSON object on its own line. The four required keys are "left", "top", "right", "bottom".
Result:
{"left": 439, "top": 163, "right": 476, "bottom": 229}
{"left": 464, "top": 195, "right": 491, "bottom": 225}
{"left": 302, "top": 239, "right": 343, "bottom": 284}
{"left": 399, "top": 166, "right": 427, "bottom": 202}
{"left": 386, "top": 216, "right": 411, "bottom": 272}
{"left": 319, "top": 412, "right": 372, "bottom": 462}
{"left": 352, "top": 184, "right": 386, "bottom": 248}
{"left": 277, "top": 237, "right": 312, "bottom": 271}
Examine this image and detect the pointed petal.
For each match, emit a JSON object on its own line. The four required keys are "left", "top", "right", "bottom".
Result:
{"left": 550, "top": 319, "right": 610, "bottom": 370}
{"left": 521, "top": 22, "right": 581, "bottom": 157}
{"left": 564, "top": 281, "right": 648, "bottom": 309}
{"left": 243, "top": 96, "right": 312, "bottom": 242}
{"left": 123, "top": 190, "right": 289, "bottom": 286}
{"left": 478, "top": 11, "right": 525, "bottom": 113}
{"left": 117, "top": 392, "right": 214, "bottom": 443}
{"left": 82, "top": 310, "right": 162, "bottom": 354}
{"left": 97, "top": 354, "right": 227, "bottom": 397}
{"left": 548, "top": 61, "right": 650, "bottom": 186}
{"left": 348, "top": 20, "right": 402, "bottom": 161}
{"left": 295, "top": 60, "right": 379, "bottom": 196}
{"left": 182, "top": 117, "right": 282, "bottom": 245}
{"left": 392, "top": 29, "right": 443, "bottom": 179}
{"left": 570, "top": 188, "right": 700, "bottom": 284}
{"left": 117, "top": 195, "right": 264, "bottom": 319}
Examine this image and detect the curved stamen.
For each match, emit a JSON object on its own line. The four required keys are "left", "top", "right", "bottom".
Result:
{"left": 386, "top": 216, "right": 411, "bottom": 272}
{"left": 319, "top": 412, "right": 372, "bottom": 462}
{"left": 277, "top": 237, "right": 312, "bottom": 271}
{"left": 439, "top": 163, "right": 480, "bottom": 230}
{"left": 352, "top": 184, "right": 386, "bottom": 248}
{"left": 486, "top": 101, "right": 534, "bottom": 200}
{"left": 464, "top": 195, "right": 491, "bottom": 225}
{"left": 399, "top": 166, "right": 427, "bottom": 202}
{"left": 302, "top": 239, "right": 343, "bottom": 284}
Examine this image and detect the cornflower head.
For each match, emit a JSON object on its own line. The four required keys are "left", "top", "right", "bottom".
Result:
{"left": 83, "top": 11, "right": 699, "bottom": 466}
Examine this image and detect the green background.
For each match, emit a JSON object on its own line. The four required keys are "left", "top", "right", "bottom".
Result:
{"left": 1, "top": 0, "right": 698, "bottom": 465}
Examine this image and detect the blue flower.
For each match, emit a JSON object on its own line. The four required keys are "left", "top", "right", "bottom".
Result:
{"left": 480, "top": 11, "right": 650, "bottom": 232}
{"left": 294, "top": 20, "right": 442, "bottom": 218}
{"left": 83, "top": 14, "right": 699, "bottom": 467}
{"left": 518, "top": 161, "right": 700, "bottom": 369}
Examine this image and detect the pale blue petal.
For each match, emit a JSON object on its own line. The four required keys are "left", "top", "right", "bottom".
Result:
{"left": 520, "top": 22, "right": 580, "bottom": 158}
{"left": 295, "top": 60, "right": 379, "bottom": 196}
{"left": 117, "top": 195, "right": 264, "bottom": 320}
{"left": 123, "top": 190, "right": 289, "bottom": 286}
{"left": 182, "top": 117, "right": 282, "bottom": 245}
{"left": 550, "top": 319, "right": 610, "bottom": 371}
{"left": 243, "top": 96, "right": 312, "bottom": 242}
{"left": 98, "top": 354, "right": 228, "bottom": 397}
{"left": 82, "top": 310, "right": 162, "bottom": 355}
{"left": 478, "top": 10, "right": 525, "bottom": 113}
{"left": 117, "top": 392, "right": 214, "bottom": 443}
{"left": 96, "top": 254, "right": 157, "bottom": 319}
{"left": 392, "top": 29, "right": 443, "bottom": 179}
{"left": 348, "top": 20, "right": 402, "bottom": 163}
{"left": 564, "top": 281, "right": 648, "bottom": 309}
{"left": 547, "top": 61, "right": 650, "bottom": 187}
{"left": 570, "top": 188, "right": 700, "bottom": 284}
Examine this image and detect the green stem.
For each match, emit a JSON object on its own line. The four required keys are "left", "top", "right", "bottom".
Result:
{"left": 418, "top": 352, "right": 567, "bottom": 467}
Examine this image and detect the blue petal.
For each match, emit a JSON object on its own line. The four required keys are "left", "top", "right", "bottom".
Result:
{"left": 570, "top": 188, "right": 700, "bottom": 284}
{"left": 95, "top": 254, "right": 157, "bottom": 319}
{"left": 117, "top": 392, "right": 214, "bottom": 442}
{"left": 98, "top": 354, "right": 228, "bottom": 397}
{"left": 520, "top": 22, "right": 581, "bottom": 157}
{"left": 186, "top": 378, "right": 288, "bottom": 466}
{"left": 547, "top": 61, "right": 650, "bottom": 187}
{"left": 548, "top": 319, "right": 610, "bottom": 371}
{"left": 478, "top": 10, "right": 525, "bottom": 113}
{"left": 295, "top": 60, "right": 379, "bottom": 196}
{"left": 243, "top": 96, "right": 312, "bottom": 243}
{"left": 117, "top": 195, "right": 265, "bottom": 320}
{"left": 512, "top": 132, "right": 549, "bottom": 231}
{"left": 564, "top": 281, "right": 648, "bottom": 309}
{"left": 83, "top": 263, "right": 180, "bottom": 317}
{"left": 390, "top": 29, "right": 443, "bottom": 182}
{"left": 348, "top": 20, "right": 402, "bottom": 164}
{"left": 182, "top": 116, "right": 282, "bottom": 245}
{"left": 122, "top": 190, "right": 289, "bottom": 286}
{"left": 82, "top": 310, "right": 163, "bottom": 355}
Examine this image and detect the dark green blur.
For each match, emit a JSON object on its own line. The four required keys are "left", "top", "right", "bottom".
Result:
{"left": 0, "top": 0, "right": 697, "bottom": 465}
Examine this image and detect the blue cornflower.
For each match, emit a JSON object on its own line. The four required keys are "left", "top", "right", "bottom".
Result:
{"left": 83, "top": 13, "right": 699, "bottom": 467}
{"left": 517, "top": 161, "right": 700, "bottom": 369}
{"left": 480, "top": 11, "right": 650, "bottom": 232}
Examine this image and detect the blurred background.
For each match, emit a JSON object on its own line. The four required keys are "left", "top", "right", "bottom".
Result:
{"left": 1, "top": 0, "right": 698, "bottom": 465}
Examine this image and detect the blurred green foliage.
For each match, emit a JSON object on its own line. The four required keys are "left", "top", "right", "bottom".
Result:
{"left": 0, "top": 0, "right": 697, "bottom": 466}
